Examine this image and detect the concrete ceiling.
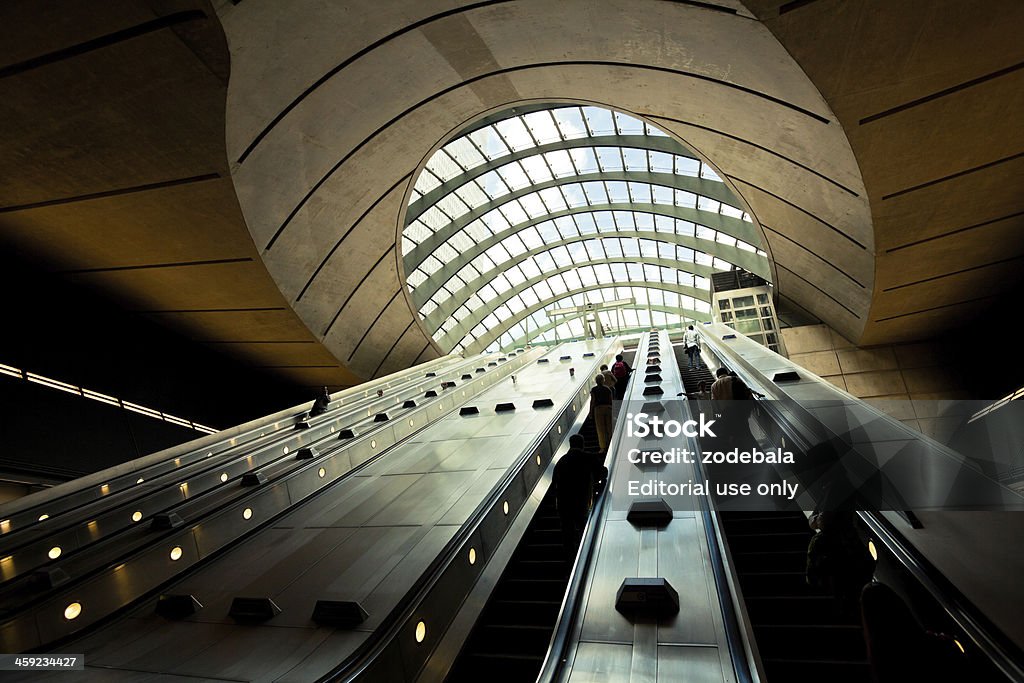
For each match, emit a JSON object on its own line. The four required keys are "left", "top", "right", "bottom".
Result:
{"left": 0, "top": 0, "right": 361, "bottom": 389}
{"left": 3, "top": 0, "right": 1021, "bottom": 384}
{"left": 745, "top": 0, "right": 1024, "bottom": 345}
{"left": 219, "top": 0, "right": 876, "bottom": 379}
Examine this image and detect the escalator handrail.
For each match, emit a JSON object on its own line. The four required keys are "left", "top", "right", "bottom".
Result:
{"left": 0, "top": 351, "right": 464, "bottom": 518}
{"left": 700, "top": 330, "right": 1024, "bottom": 683}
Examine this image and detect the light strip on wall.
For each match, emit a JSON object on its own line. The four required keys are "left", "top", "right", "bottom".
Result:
{"left": 3, "top": 361, "right": 218, "bottom": 434}
{"left": 82, "top": 388, "right": 119, "bottom": 406}
{"left": 968, "top": 386, "right": 1024, "bottom": 423}
{"left": 26, "top": 372, "right": 82, "bottom": 396}
{"left": 0, "top": 363, "right": 22, "bottom": 379}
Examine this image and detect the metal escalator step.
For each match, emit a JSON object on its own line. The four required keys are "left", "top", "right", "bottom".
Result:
{"left": 731, "top": 549, "right": 807, "bottom": 572}
{"left": 507, "top": 559, "right": 570, "bottom": 580}
{"left": 754, "top": 624, "right": 866, "bottom": 660}
{"left": 744, "top": 595, "right": 854, "bottom": 626}
{"left": 487, "top": 599, "right": 561, "bottom": 626}
{"left": 725, "top": 531, "right": 810, "bottom": 553}
{"left": 736, "top": 570, "right": 826, "bottom": 598}
{"left": 763, "top": 658, "right": 872, "bottom": 683}
{"left": 475, "top": 623, "right": 552, "bottom": 653}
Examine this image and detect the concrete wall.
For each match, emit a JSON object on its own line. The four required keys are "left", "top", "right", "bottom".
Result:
{"left": 781, "top": 324, "right": 971, "bottom": 442}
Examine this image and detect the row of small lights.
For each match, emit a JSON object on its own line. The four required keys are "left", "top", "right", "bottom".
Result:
{"left": 55, "top": 359, "right": 526, "bottom": 627}
{"left": 57, "top": 439, "right": 507, "bottom": 626}
{"left": 0, "top": 363, "right": 217, "bottom": 434}
{"left": 415, "top": 396, "right": 572, "bottom": 644}
{"left": 26, "top": 363, "right": 509, "bottom": 546}
{"left": 23, "top": 444, "right": 333, "bottom": 558}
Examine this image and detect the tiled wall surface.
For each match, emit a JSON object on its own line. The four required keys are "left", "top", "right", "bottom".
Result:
{"left": 781, "top": 324, "right": 971, "bottom": 443}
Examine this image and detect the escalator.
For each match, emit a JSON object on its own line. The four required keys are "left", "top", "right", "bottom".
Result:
{"left": 676, "top": 337, "right": 872, "bottom": 681}
{"left": 720, "top": 510, "right": 870, "bottom": 683}
{"left": 446, "top": 414, "right": 601, "bottom": 682}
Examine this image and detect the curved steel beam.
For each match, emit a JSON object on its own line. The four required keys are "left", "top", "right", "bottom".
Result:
{"left": 446, "top": 280, "right": 711, "bottom": 353}
{"left": 424, "top": 256, "right": 710, "bottom": 335}
{"left": 409, "top": 135, "right": 700, "bottom": 219}
{"left": 419, "top": 237, "right": 719, "bottom": 314}
{"left": 408, "top": 203, "right": 760, "bottom": 298}
{"left": 412, "top": 225, "right": 768, "bottom": 308}
{"left": 404, "top": 170, "right": 744, "bottom": 265}
{"left": 504, "top": 304, "right": 708, "bottom": 350}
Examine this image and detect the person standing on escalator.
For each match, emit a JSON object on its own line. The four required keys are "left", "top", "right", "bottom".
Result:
{"left": 683, "top": 325, "right": 702, "bottom": 369}
{"left": 553, "top": 434, "right": 608, "bottom": 555}
{"left": 710, "top": 367, "right": 756, "bottom": 448}
{"left": 590, "top": 374, "right": 614, "bottom": 452}
{"left": 308, "top": 386, "right": 331, "bottom": 417}
{"left": 600, "top": 364, "right": 617, "bottom": 393}
{"left": 610, "top": 354, "right": 632, "bottom": 400}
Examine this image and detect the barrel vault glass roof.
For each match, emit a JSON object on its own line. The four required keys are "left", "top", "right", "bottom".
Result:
{"left": 401, "top": 104, "right": 770, "bottom": 354}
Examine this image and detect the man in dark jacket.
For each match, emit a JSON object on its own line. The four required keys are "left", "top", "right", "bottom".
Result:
{"left": 309, "top": 386, "right": 331, "bottom": 417}
{"left": 553, "top": 434, "right": 608, "bottom": 554}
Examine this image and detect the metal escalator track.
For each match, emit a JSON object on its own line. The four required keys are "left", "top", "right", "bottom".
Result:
{"left": 719, "top": 510, "right": 870, "bottom": 682}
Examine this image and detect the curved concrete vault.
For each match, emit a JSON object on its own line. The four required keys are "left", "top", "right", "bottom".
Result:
{"left": 4, "top": 1, "right": 1020, "bottom": 387}
{"left": 220, "top": 0, "right": 878, "bottom": 380}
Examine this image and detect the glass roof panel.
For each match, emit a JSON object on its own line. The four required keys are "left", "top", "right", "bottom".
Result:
{"left": 494, "top": 117, "right": 536, "bottom": 152}
{"left": 454, "top": 181, "right": 491, "bottom": 210}
{"left": 595, "top": 147, "right": 624, "bottom": 172}
{"left": 443, "top": 137, "right": 486, "bottom": 172}
{"left": 569, "top": 147, "right": 599, "bottom": 174}
{"left": 614, "top": 111, "right": 645, "bottom": 136}
{"left": 427, "top": 149, "right": 464, "bottom": 183}
{"left": 476, "top": 169, "right": 510, "bottom": 199}
{"left": 551, "top": 107, "right": 589, "bottom": 140}
{"left": 522, "top": 110, "right": 563, "bottom": 144}
{"left": 622, "top": 148, "right": 648, "bottom": 171}
{"left": 520, "top": 155, "right": 554, "bottom": 184}
{"left": 402, "top": 104, "right": 769, "bottom": 352}
{"left": 544, "top": 150, "right": 576, "bottom": 178}
{"left": 496, "top": 161, "right": 532, "bottom": 191}
{"left": 467, "top": 126, "right": 510, "bottom": 161}
{"left": 582, "top": 107, "right": 615, "bottom": 135}
{"left": 413, "top": 168, "right": 442, "bottom": 196}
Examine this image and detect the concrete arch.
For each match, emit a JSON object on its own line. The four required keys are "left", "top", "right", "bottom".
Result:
{"left": 213, "top": 0, "right": 1022, "bottom": 376}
